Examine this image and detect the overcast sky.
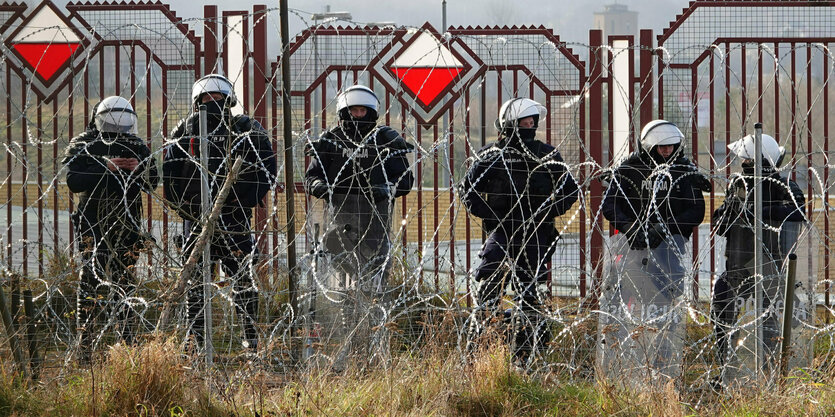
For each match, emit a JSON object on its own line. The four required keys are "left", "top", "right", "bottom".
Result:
{"left": 29, "top": 0, "right": 692, "bottom": 47}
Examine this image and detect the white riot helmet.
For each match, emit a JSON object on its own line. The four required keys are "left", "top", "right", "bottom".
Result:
{"left": 336, "top": 85, "right": 379, "bottom": 119}
{"left": 640, "top": 119, "right": 683, "bottom": 152}
{"left": 728, "top": 133, "right": 785, "bottom": 168}
{"left": 94, "top": 96, "right": 137, "bottom": 134}
{"left": 191, "top": 74, "right": 237, "bottom": 108}
{"left": 495, "top": 98, "right": 547, "bottom": 130}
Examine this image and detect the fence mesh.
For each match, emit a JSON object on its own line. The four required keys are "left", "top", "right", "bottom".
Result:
{"left": 0, "top": 0, "right": 831, "bottom": 407}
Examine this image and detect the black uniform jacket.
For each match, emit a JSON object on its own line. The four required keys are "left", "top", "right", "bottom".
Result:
{"left": 163, "top": 113, "right": 277, "bottom": 226}
{"left": 304, "top": 125, "right": 414, "bottom": 200}
{"left": 63, "top": 130, "right": 159, "bottom": 241}
{"left": 461, "top": 136, "right": 579, "bottom": 234}
{"left": 602, "top": 151, "right": 706, "bottom": 238}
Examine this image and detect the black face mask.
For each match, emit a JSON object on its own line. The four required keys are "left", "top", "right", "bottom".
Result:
{"left": 194, "top": 99, "right": 227, "bottom": 133}
{"left": 339, "top": 107, "right": 377, "bottom": 140}
{"left": 741, "top": 159, "right": 776, "bottom": 175}
{"left": 518, "top": 128, "right": 537, "bottom": 142}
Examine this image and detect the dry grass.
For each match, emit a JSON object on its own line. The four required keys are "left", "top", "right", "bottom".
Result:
{"left": 0, "top": 317, "right": 834, "bottom": 416}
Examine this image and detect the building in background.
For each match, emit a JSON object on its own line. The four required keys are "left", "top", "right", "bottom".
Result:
{"left": 594, "top": 2, "right": 638, "bottom": 39}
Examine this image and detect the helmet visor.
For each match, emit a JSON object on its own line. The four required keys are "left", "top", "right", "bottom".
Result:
{"left": 95, "top": 109, "right": 138, "bottom": 134}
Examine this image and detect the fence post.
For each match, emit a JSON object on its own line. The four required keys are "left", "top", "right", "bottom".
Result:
{"left": 588, "top": 29, "right": 605, "bottom": 310}
{"left": 639, "top": 29, "right": 654, "bottom": 127}
{"left": 279, "top": 0, "right": 299, "bottom": 362}
{"left": 253, "top": 4, "right": 270, "bottom": 259}
{"left": 203, "top": 6, "right": 218, "bottom": 75}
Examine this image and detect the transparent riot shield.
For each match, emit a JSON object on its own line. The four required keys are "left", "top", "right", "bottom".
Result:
{"left": 304, "top": 193, "right": 394, "bottom": 370}
{"left": 720, "top": 220, "right": 814, "bottom": 386}
{"left": 597, "top": 233, "right": 687, "bottom": 389}
{"left": 779, "top": 221, "right": 816, "bottom": 373}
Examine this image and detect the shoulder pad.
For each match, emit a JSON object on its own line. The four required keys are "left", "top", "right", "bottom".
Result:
{"left": 231, "top": 114, "right": 261, "bottom": 133}
{"left": 375, "top": 126, "right": 413, "bottom": 151}
{"left": 65, "top": 131, "right": 98, "bottom": 156}
{"left": 616, "top": 152, "right": 643, "bottom": 168}
{"left": 169, "top": 118, "right": 189, "bottom": 139}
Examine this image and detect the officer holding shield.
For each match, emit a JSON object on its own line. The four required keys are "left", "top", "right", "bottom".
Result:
{"left": 711, "top": 132, "right": 805, "bottom": 383}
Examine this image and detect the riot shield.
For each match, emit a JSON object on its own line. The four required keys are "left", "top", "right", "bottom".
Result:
{"left": 720, "top": 220, "right": 814, "bottom": 386}
{"left": 303, "top": 193, "right": 394, "bottom": 370}
{"left": 779, "top": 221, "right": 816, "bottom": 373}
{"left": 597, "top": 233, "right": 687, "bottom": 389}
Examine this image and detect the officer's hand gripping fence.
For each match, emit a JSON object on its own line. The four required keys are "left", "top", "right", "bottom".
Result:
{"left": 0, "top": 1, "right": 832, "bottom": 409}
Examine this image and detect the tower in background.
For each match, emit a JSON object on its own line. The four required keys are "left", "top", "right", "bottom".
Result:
{"left": 594, "top": 2, "right": 638, "bottom": 39}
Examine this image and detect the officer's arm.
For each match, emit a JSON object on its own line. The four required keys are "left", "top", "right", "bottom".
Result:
{"left": 230, "top": 126, "right": 276, "bottom": 208}
{"left": 161, "top": 127, "right": 187, "bottom": 207}
{"left": 547, "top": 152, "right": 578, "bottom": 216}
{"left": 63, "top": 137, "right": 117, "bottom": 193}
{"left": 460, "top": 158, "right": 494, "bottom": 219}
{"left": 601, "top": 169, "right": 636, "bottom": 233}
{"left": 765, "top": 179, "right": 806, "bottom": 222}
{"left": 136, "top": 145, "right": 160, "bottom": 193}
{"left": 713, "top": 183, "right": 741, "bottom": 237}
{"left": 670, "top": 170, "right": 706, "bottom": 235}
{"left": 304, "top": 139, "right": 332, "bottom": 198}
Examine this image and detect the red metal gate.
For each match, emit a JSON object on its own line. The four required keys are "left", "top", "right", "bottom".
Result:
{"left": 0, "top": 0, "right": 831, "bottom": 318}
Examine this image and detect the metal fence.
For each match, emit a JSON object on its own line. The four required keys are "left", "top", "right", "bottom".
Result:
{"left": 0, "top": 0, "right": 831, "bottom": 393}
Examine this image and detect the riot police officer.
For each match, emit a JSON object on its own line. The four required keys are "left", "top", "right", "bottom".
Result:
{"left": 163, "top": 74, "right": 276, "bottom": 351}
{"left": 712, "top": 132, "right": 805, "bottom": 382}
{"left": 462, "top": 97, "right": 578, "bottom": 365}
{"left": 598, "top": 120, "right": 708, "bottom": 384}
{"left": 304, "top": 85, "right": 414, "bottom": 366}
{"left": 602, "top": 120, "right": 709, "bottom": 296}
{"left": 63, "top": 96, "right": 159, "bottom": 361}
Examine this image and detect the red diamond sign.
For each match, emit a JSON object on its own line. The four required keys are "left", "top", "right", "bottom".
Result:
{"left": 372, "top": 23, "right": 483, "bottom": 124}
{"left": 389, "top": 31, "right": 464, "bottom": 106}
{"left": 5, "top": 1, "right": 85, "bottom": 86}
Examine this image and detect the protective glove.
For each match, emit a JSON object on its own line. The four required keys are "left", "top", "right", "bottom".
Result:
{"left": 647, "top": 223, "right": 666, "bottom": 249}
{"left": 625, "top": 222, "right": 648, "bottom": 250}
{"left": 370, "top": 183, "right": 392, "bottom": 202}
{"left": 308, "top": 180, "right": 329, "bottom": 200}
{"left": 692, "top": 172, "right": 712, "bottom": 192}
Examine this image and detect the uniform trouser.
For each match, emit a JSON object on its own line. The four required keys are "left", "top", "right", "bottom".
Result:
{"left": 76, "top": 234, "right": 141, "bottom": 353}
{"left": 183, "top": 219, "right": 258, "bottom": 347}
{"left": 712, "top": 267, "right": 781, "bottom": 370}
{"left": 472, "top": 228, "right": 554, "bottom": 362}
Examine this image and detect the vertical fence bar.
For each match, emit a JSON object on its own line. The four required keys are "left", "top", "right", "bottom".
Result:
{"left": 464, "top": 84, "right": 472, "bottom": 307}
{"left": 52, "top": 98, "right": 58, "bottom": 258}
{"left": 691, "top": 65, "right": 700, "bottom": 301}
{"left": 758, "top": 44, "right": 763, "bottom": 123}
{"left": 67, "top": 75, "right": 74, "bottom": 256}
{"left": 6, "top": 67, "right": 11, "bottom": 264}
{"left": 416, "top": 123, "right": 423, "bottom": 287}
{"left": 726, "top": 43, "right": 731, "bottom": 178}
{"left": 204, "top": 6, "right": 218, "bottom": 75}
{"left": 448, "top": 106, "right": 455, "bottom": 299}
{"left": 774, "top": 43, "right": 780, "bottom": 147}
{"left": 253, "top": 4, "right": 269, "bottom": 258}
{"left": 433, "top": 124, "right": 439, "bottom": 290}
{"left": 824, "top": 45, "right": 831, "bottom": 316}
{"left": 709, "top": 49, "right": 716, "bottom": 287}
{"left": 588, "top": 29, "right": 604, "bottom": 308}
{"left": 791, "top": 43, "right": 797, "bottom": 182}
{"left": 639, "top": 29, "right": 654, "bottom": 127}
{"left": 742, "top": 44, "right": 747, "bottom": 128}
{"left": 21, "top": 84, "right": 27, "bottom": 278}
{"left": 35, "top": 99, "right": 43, "bottom": 276}
{"left": 579, "top": 69, "right": 587, "bottom": 299}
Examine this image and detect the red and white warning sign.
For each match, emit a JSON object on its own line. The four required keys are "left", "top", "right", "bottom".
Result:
{"left": 6, "top": 2, "right": 84, "bottom": 84}
{"left": 390, "top": 31, "right": 464, "bottom": 107}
